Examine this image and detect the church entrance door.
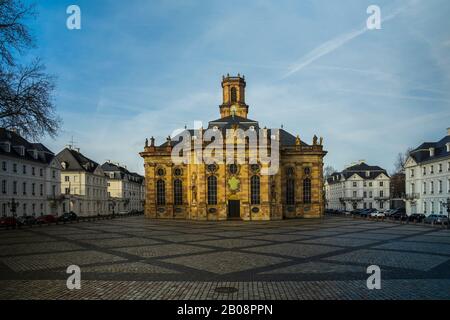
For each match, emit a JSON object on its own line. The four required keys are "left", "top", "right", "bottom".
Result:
{"left": 228, "top": 200, "right": 241, "bottom": 220}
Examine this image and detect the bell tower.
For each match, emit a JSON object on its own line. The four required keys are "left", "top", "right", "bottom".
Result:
{"left": 220, "top": 74, "right": 249, "bottom": 118}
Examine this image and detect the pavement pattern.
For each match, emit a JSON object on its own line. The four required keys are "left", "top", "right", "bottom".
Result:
{"left": 0, "top": 216, "right": 449, "bottom": 300}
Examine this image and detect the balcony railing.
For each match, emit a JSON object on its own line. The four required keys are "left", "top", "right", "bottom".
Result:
{"left": 374, "top": 197, "right": 390, "bottom": 201}
{"left": 405, "top": 193, "right": 420, "bottom": 200}
{"left": 339, "top": 197, "right": 364, "bottom": 202}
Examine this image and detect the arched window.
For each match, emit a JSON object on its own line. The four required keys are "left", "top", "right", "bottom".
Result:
{"left": 230, "top": 87, "right": 237, "bottom": 103}
{"left": 303, "top": 178, "right": 311, "bottom": 204}
{"left": 173, "top": 179, "right": 183, "bottom": 206}
{"left": 156, "top": 179, "right": 165, "bottom": 205}
{"left": 250, "top": 176, "right": 260, "bottom": 205}
{"left": 207, "top": 176, "right": 217, "bottom": 205}
{"left": 286, "top": 178, "right": 295, "bottom": 205}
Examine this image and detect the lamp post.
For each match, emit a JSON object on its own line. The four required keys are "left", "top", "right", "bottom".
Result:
{"left": 8, "top": 198, "right": 19, "bottom": 217}
{"left": 441, "top": 198, "right": 450, "bottom": 229}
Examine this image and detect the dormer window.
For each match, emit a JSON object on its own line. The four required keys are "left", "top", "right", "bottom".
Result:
{"left": 429, "top": 147, "right": 435, "bottom": 157}
{"left": 365, "top": 171, "right": 370, "bottom": 177}
{"left": 0, "top": 141, "right": 11, "bottom": 152}
{"left": 13, "top": 145, "right": 25, "bottom": 156}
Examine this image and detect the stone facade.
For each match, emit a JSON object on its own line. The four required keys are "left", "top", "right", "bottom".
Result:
{"left": 140, "top": 75, "right": 327, "bottom": 221}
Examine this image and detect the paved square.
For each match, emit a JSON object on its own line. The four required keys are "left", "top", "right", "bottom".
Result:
{"left": 0, "top": 216, "right": 449, "bottom": 299}
{"left": 163, "top": 251, "right": 289, "bottom": 274}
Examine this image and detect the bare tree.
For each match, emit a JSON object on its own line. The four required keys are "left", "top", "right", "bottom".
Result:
{"left": 0, "top": 0, "right": 60, "bottom": 140}
{"left": 0, "top": 60, "right": 60, "bottom": 139}
{"left": 0, "top": 0, "right": 35, "bottom": 66}
{"left": 393, "top": 147, "right": 413, "bottom": 174}
{"left": 324, "top": 165, "right": 336, "bottom": 179}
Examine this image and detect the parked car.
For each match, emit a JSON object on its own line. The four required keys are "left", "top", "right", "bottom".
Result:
{"left": 408, "top": 213, "right": 426, "bottom": 223}
{"left": 384, "top": 209, "right": 397, "bottom": 217}
{"left": 0, "top": 217, "right": 17, "bottom": 228}
{"left": 391, "top": 211, "right": 408, "bottom": 221}
{"left": 58, "top": 212, "right": 78, "bottom": 222}
{"left": 36, "top": 215, "right": 57, "bottom": 224}
{"left": 360, "top": 209, "right": 376, "bottom": 218}
{"left": 350, "top": 209, "right": 362, "bottom": 216}
{"left": 371, "top": 210, "right": 385, "bottom": 218}
{"left": 17, "top": 215, "right": 37, "bottom": 226}
{"left": 424, "top": 214, "right": 448, "bottom": 225}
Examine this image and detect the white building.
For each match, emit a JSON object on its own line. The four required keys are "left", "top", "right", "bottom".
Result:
{"left": 101, "top": 161, "right": 145, "bottom": 214}
{"left": 0, "top": 128, "right": 62, "bottom": 217}
{"left": 325, "top": 162, "right": 390, "bottom": 211}
{"left": 404, "top": 128, "right": 450, "bottom": 216}
{"left": 56, "top": 147, "right": 108, "bottom": 216}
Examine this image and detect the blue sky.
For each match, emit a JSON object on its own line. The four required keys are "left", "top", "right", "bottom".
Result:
{"left": 24, "top": 0, "right": 450, "bottom": 174}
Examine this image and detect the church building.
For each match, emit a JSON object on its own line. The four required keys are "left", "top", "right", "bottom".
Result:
{"left": 140, "top": 75, "right": 327, "bottom": 221}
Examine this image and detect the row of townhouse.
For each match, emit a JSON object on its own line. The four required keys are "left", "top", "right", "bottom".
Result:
{"left": 0, "top": 128, "right": 63, "bottom": 217}
{"left": 101, "top": 161, "right": 145, "bottom": 214}
{"left": 404, "top": 128, "right": 450, "bottom": 216}
{"left": 0, "top": 128, "right": 145, "bottom": 217}
{"left": 325, "top": 162, "right": 391, "bottom": 212}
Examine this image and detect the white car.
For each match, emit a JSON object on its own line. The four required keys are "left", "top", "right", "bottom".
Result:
{"left": 371, "top": 210, "right": 385, "bottom": 218}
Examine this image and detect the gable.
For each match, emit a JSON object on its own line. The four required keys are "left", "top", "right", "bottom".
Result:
{"left": 404, "top": 156, "right": 417, "bottom": 168}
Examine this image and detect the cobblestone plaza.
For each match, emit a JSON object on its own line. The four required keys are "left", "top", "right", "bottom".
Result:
{"left": 0, "top": 216, "right": 449, "bottom": 300}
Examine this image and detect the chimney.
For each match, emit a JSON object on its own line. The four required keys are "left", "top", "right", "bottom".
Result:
{"left": 429, "top": 147, "right": 435, "bottom": 157}
{"left": 447, "top": 128, "right": 450, "bottom": 136}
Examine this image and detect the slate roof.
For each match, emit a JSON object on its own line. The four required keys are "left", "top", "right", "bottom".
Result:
{"left": 101, "top": 162, "right": 144, "bottom": 182}
{"left": 56, "top": 148, "right": 100, "bottom": 173}
{"left": 409, "top": 134, "right": 450, "bottom": 164}
{"left": 158, "top": 116, "right": 310, "bottom": 148}
{"left": 326, "top": 162, "right": 388, "bottom": 184}
{"left": 0, "top": 128, "right": 55, "bottom": 165}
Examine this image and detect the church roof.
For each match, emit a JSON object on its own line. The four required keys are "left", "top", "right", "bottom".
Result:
{"left": 208, "top": 115, "right": 259, "bottom": 129}
{"left": 158, "top": 127, "right": 310, "bottom": 148}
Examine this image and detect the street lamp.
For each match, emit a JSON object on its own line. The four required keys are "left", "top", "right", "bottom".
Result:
{"left": 441, "top": 198, "right": 450, "bottom": 229}
{"left": 7, "top": 198, "right": 19, "bottom": 217}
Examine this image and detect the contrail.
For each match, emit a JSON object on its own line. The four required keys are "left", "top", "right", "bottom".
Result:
{"left": 282, "top": 4, "right": 412, "bottom": 79}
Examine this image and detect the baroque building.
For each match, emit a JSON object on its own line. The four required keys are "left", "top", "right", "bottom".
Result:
{"left": 404, "top": 128, "right": 450, "bottom": 216}
{"left": 140, "top": 75, "right": 327, "bottom": 221}
{"left": 325, "top": 162, "right": 391, "bottom": 211}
